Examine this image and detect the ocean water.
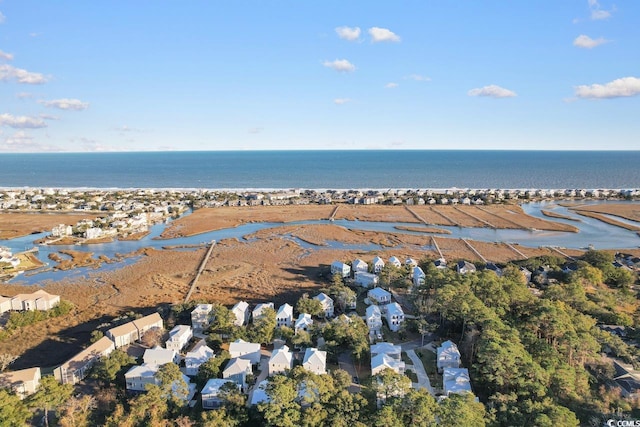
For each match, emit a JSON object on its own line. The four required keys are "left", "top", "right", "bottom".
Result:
{"left": 0, "top": 150, "right": 639, "bottom": 189}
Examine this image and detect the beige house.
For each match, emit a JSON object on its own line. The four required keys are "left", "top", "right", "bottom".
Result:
{"left": 54, "top": 336, "right": 115, "bottom": 384}
{"left": 0, "top": 296, "right": 11, "bottom": 314}
{"left": 0, "top": 367, "right": 41, "bottom": 399}
{"left": 8, "top": 290, "right": 60, "bottom": 311}
{"left": 107, "top": 312, "right": 164, "bottom": 348}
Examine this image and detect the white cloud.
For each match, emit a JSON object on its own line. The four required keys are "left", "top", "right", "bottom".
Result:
{"left": 0, "top": 50, "right": 13, "bottom": 61}
{"left": 333, "top": 98, "right": 351, "bottom": 105}
{"left": 0, "top": 64, "right": 48, "bottom": 84}
{"left": 0, "top": 12, "right": 5, "bottom": 24}
{"left": 406, "top": 74, "right": 431, "bottom": 82}
{"left": 468, "top": 85, "right": 517, "bottom": 98}
{"left": 575, "top": 76, "right": 640, "bottom": 99}
{"left": 323, "top": 59, "right": 356, "bottom": 72}
{"left": 335, "top": 26, "right": 361, "bottom": 41}
{"left": 0, "top": 113, "right": 47, "bottom": 128}
{"left": 368, "top": 27, "right": 401, "bottom": 43}
{"left": 248, "top": 127, "right": 263, "bottom": 134}
{"left": 588, "top": 0, "right": 614, "bottom": 20}
{"left": 573, "top": 34, "right": 609, "bottom": 48}
{"left": 385, "top": 82, "right": 399, "bottom": 89}
{"left": 39, "top": 113, "right": 59, "bottom": 121}
{"left": 4, "top": 131, "right": 33, "bottom": 147}
{"left": 39, "top": 98, "right": 89, "bottom": 111}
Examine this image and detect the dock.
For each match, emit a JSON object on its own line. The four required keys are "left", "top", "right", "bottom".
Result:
{"left": 504, "top": 242, "right": 527, "bottom": 260}
{"left": 453, "top": 206, "right": 496, "bottom": 229}
{"left": 431, "top": 236, "right": 444, "bottom": 259}
{"left": 461, "top": 238, "right": 487, "bottom": 263}
{"left": 329, "top": 205, "right": 340, "bottom": 221}
{"left": 184, "top": 240, "right": 216, "bottom": 304}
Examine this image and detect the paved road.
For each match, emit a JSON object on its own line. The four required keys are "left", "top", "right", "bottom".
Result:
{"left": 337, "top": 352, "right": 362, "bottom": 393}
{"left": 406, "top": 348, "right": 434, "bottom": 395}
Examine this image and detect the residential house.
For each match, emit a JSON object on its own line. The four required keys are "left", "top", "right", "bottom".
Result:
{"left": 354, "top": 271, "right": 379, "bottom": 288}
{"left": 268, "top": 345, "right": 293, "bottom": 376}
{"left": 0, "top": 367, "right": 41, "bottom": 399}
{"left": 201, "top": 378, "right": 238, "bottom": 409}
{"left": 613, "top": 359, "right": 640, "bottom": 398}
{"left": 404, "top": 258, "right": 418, "bottom": 267}
{"left": 371, "top": 342, "right": 402, "bottom": 359}
{"left": 232, "top": 301, "right": 250, "bottom": 327}
{"left": 437, "top": 340, "right": 461, "bottom": 373}
{"left": 51, "top": 224, "right": 73, "bottom": 237}
{"left": 352, "top": 259, "right": 368, "bottom": 274}
{"left": 252, "top": 302, "right": 274, "bottom": 321}
{"left": 106, "top": 321, "right": 139, "bottom": 348}
{"left": 388, "top": 256, "right": 402, "bottom": 268}
{"left": 185, "top": 340, "right": 215, "bottom": 376}
{"left": 443, "top": 368, "right": 472, "bottom": 396}
{"left": 294, "top": 313, "right": 313, "bottom": 334}
{"left": 125, "top": 363, "right": 160, "bottom": 392}
{"left": 366, "top": 305, "right": 383, "bottom": 336}
{"left": 303, "top": 348, "right": 327, "bottom": 375}
{"left": 10, "top": 290, "right": 60, "bottom": 311}
{"left": 250, "top": 380, "right": 271, "bottom": 406}
{"left": 143, "top": 347, "right": 179, "bottom": 366}
{"left": 385, "top": 302, "right": 405, "bottom": 332}
{"left": 371, "top": 353, "right": 405, "bottom": 376}
{"left": 331, "top": 261, "right": 351, "bottom": 278}
{"left": 125, "top": 363, "right": 196, "bottom": 401}
{"left": 485, "top": 262, "right": 502, "bottom": 276}
{"left": 276, "top": 303, "right": 294, "bottom": 328}
{"left": 53, "top": 336, "right": 115, "bottom": 385}
{"left": 223, "top": 358, "right": 252, "bottom": 391}
{"left": 456, "top": 261, "right": 476, "bottom": 275}
{"left": 372, "top": 256, "right": 385, "bottom": 274}
{"left": 0, "top": 296, "right": 11, "bottom": 314}
{"left": 133, "top": 313, "right": 164, "bottom": 341}
{"left": 165, "top": 325, "right": 193, "bottom": 352}
{"left": 434, "top": 258, "right": 447, "bottom": 270}
{"left": 562, "top": 263, "right": 579, "bottom": 274}
{"left": 313, "top": 292, "right": 334, "bottom": 318}
{"left": 519, "top": 267, "right": 532, "bottom": 283}
{"left": 190, "top": 304, "right": 213, "bottom": 333}
{"left": 600, "top": 325, "right": 627, "bottom": 338}
{"left": 368, "top": 287, "right": 392, "bottom": 305}
{"left": 107, "top": 312, "right": 163, "bottom": 348}
{"left": 228, "top": 339, "right": 261, "bottom": 365}
{"left": 413, "top": 266, "right": 426, "bottom": 287}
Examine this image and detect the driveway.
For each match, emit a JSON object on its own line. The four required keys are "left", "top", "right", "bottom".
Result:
{"left": 247, "top": 352, "right": 271, "bottom": 406}
{"left": 406, "top": 349, "right": 434, "bottom": 395}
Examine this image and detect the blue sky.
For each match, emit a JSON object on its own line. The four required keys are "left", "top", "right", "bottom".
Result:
{"left": 0, "top": 1, "right": 638, "bottom": 152}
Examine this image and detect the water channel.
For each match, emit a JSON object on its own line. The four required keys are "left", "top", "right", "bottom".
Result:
{"left": 2, "top": 202, "right": 638, "bottom": 285}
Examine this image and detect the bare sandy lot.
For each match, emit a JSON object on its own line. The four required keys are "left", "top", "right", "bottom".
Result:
{"left": 0, "top": 212, "right": 100, "bottom": 240}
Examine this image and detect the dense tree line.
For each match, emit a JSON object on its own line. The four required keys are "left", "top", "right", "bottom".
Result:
{"left": 416, "top": 250, "right": 639, "bottom": 425}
